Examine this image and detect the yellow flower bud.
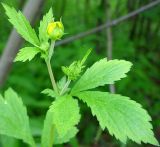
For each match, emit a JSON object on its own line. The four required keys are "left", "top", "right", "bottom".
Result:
{"left": 47, "top": 21, "right": 64, "bottom": 40}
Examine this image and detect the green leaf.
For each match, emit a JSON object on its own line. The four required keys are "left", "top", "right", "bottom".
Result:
{"left": 39, "top": 8, "right": 53, "bottom": 43}
{"left": 0, "top": 88, "right": 35, "bottom": 146}
{"left": 71, "top": 59, "right": 132, "bottom": 94}
{"left": 41, "top": 111, "right": 53, "bottom": 147}
{"left": 49, "top": 95, "right": 81, "bottom": 138}
{"left": 75, "top": 91, "right": 159, "bottom": 146}
{"left": 3, "top": 3, "right": 40, "bottom": 46}
{"left": 41, "top": 111, "right": 78, "bottom": 146}
{"left": 15, "top": 47, "right": 40, "bottom": 62}
{"left": 54, "top": 127, "right": 78, "bottom": 144}
{"left": 0, "top": 135, "right": 19, "bottom": 147}
{"left": 41, "top": 89, "right": 57, "bottom": 98}
{"left": 42, "top": 95, "right": 80, "bottom": 146}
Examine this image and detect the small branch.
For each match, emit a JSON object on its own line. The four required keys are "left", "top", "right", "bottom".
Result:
{"left": 60, "top": 79, "right": 71, "bottom": 95}
{"left": 56, "top": 0, "right": 160, "bottom": 46}
{"left": 106, "top": 4, "right": 116, "bottom": 94}
{"left": 109, "top": 84, "right": 115, "bottom": 93}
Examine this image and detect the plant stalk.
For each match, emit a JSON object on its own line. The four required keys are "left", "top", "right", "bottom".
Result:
{"left": 49, "top": 125, "right": 54, "bottom": 147}
{"left": 45, "top": 40, "right": 58, "bottom": 93}
{"left": 31, "top": 137, "right": 37, "bottom": 147}
{"left": 49, "top": 41, "right": 55, "bottom": 61}
{"left": 45, "top": 41, "right": 58, "bottom": 147}
{"left": 60, "top": 78, "right": 71, "bottom": 95}
{"left": 94, "top": 127, "right": 102, "bottom": 143}
{"left": 46, "top": 60, "right": 58, "bottom": 94}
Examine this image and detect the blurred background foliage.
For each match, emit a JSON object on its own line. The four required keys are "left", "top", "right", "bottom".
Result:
{"left": 0, "top": 0, "right": 160, "bottom": 146}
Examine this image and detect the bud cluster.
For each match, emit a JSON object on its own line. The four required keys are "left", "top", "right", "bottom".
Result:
{"left": 62, "top": 61, "right": 84, "bottom": 81}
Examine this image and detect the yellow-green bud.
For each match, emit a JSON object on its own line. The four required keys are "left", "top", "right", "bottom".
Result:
{"left": 47, "top": 21, "right": 64, "bottom": 40}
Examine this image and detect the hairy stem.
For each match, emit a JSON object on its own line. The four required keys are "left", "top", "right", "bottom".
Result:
{"left": 60, "top": 78, "right": 71, "bottom": 95}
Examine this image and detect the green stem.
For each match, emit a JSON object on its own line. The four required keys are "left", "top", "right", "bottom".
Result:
{"left": 45, "top": 40, "right": 59, "bottom": 93}
{"left": 46, "top": 60, "right": 58, "bottom": 93}
{"left": 49, "top": 125, "right": 54, "bottom": 147}
{"left": 60, "top": 78, "right": 71, "bottom": 95}
{"left": 31, "top": 140, "right": 37, "bottom": 147}
{"left": 120, "top": 143, "right": 126, "bottom": 147}
{"left": 45, "top": 41, "right": 57, "bottom": 147}
{"left": 49, "top": 41, "right": 55, "bottom": 61}
{"left": 28, "top": 134, "right": 36, "bottom": 147}
{"left": 94, "top": 127, "right": 102, "bottom": 143}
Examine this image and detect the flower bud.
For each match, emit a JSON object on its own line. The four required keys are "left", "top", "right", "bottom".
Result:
{"left": 47, "top": 21, "right": 64, "bottom": 40}
{"left": 62, "top": 61, "right": 84, "bottom": 80}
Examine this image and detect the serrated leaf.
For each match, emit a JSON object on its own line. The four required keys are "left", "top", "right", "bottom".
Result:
{"left": 41, "top": 89, "right": 57, "bottom": 98}
{"left": 41, "top": 111, "right": 78, "bottom": 146}
{"left": 75, "top": 91, "right": 159, "bottom": 146}
{"left": 41, "top": 111, "right": 53, "bottom": 147}
{"left": 42, "top": 95, "right": 80, "bottom": 146}
{"left": 15, "top": 47, "right": 40, "bottom": 62}
{"left": 54, "top": 126, "right": 78, "bottom": 144}
{"left": 39, "top": 8, "right": 53, "bottom": 43}
{"left": 71, "top": 59, "right": 132, "bottom": 93}
{"left": 49, "top": 95, "right": 81, "bottom": 138}
{"left": 0, "top": 88, "right": 35, "bottom": 146}
{"left": 3, "top": 3, "right": 40, "bottom": 46}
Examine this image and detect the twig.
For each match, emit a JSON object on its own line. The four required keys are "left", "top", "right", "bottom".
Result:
{"left": 56, "top": 0, "right": 160, "bottom": 46}
{"left": 106, "top": 6, "right": 116, "bottom": 94}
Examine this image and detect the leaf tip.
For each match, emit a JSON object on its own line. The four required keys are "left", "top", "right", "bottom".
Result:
{"left": 149, "top": 138, "right": 160, "bottom": 146}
